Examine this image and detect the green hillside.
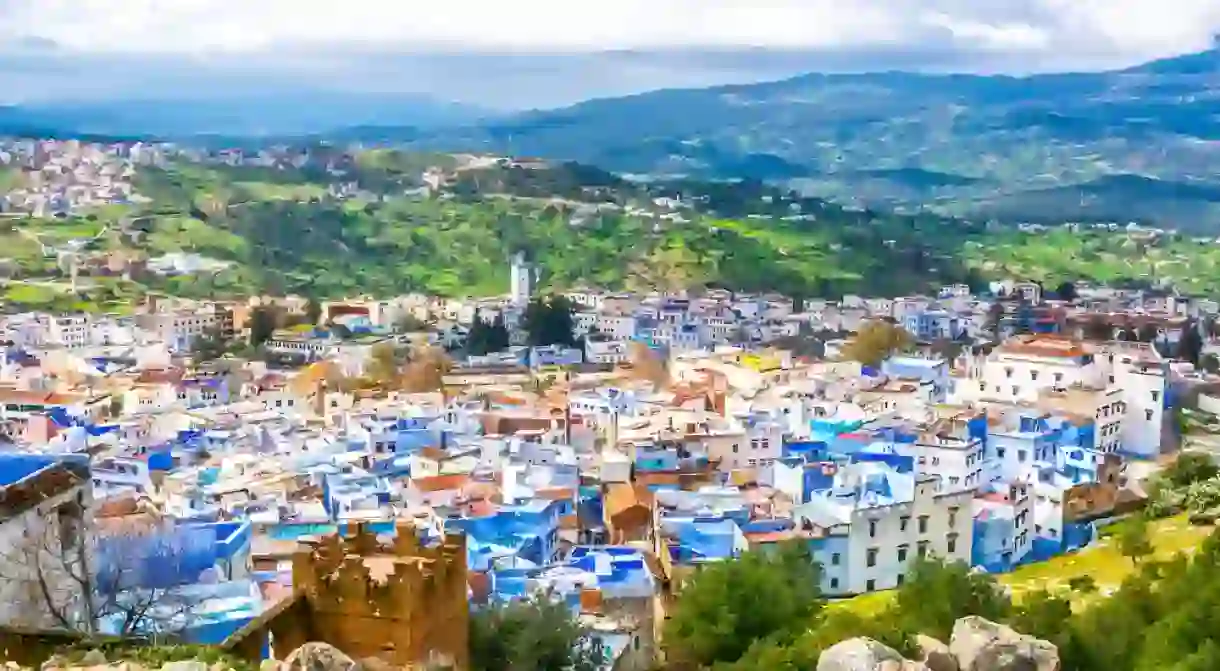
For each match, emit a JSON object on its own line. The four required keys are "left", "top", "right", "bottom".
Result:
{"left": 1, "top": 156, "right": 1215, "bottom": 312}
{"left": 411, "top": 48, "right": 1220, "bottom": 228}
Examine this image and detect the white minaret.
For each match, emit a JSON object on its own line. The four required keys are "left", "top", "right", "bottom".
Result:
{"left": 510, "top": 252, "right": 535, "bottom": 306}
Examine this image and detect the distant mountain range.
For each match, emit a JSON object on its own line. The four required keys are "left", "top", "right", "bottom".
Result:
{"left": 0, "top": 91, "right": 492, "bottom": 141}
{"left": 6, "top": 49, "right": 1220, "bottom": 227}
{"left": 407, "top": 47, "right": 1220, "bottom": 228}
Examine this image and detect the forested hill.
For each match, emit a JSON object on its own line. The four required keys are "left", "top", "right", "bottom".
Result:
{"left": 122, "top": 157, "right": 991, "bottom": 299}
{"left": 8, "top": 151, "right": 1220, "bottom": 314}
{"left": 408, "top": 48, "right": 1220, "bottom": 229}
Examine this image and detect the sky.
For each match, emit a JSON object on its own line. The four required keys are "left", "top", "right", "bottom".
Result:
{"left": 1, "top": 0, "right": 1219, "bottom": 109}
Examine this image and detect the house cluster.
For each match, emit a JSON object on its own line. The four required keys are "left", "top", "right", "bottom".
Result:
{"left": 0, "top": 139, "right": 166, "bottom": 216}
{"left": 1, "top": 271, "right": 1218, "bottom": 665}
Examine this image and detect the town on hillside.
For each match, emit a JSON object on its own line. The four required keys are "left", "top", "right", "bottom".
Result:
{"left": 0, "top": 247, "right": 1218, "bottom": 668}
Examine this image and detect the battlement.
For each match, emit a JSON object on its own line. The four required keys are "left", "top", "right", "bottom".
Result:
{"left": 288, "top": 521, "right": 469, "bottom": 669}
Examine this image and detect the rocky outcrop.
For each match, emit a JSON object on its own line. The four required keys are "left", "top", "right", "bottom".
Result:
{"left": 29, "top": 643, "right": 434, "bottom": 671}
{"left": 949, "top": 617, "right": 1059, "bottom": 671}
{"left": 818, "top": 617, "right": 1059, "bottom": 671}
{"left": 281, "top": 643, "right": 359, "bottom": 671}
{"left": 816, "top": 637, "right": 928, "bottom": 671}
{"left": 915, "top": 634, "right": 959, "bottom": 671}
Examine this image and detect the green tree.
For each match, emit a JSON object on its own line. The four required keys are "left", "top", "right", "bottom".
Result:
{"left": 523, "top": 295, "right": 576, "bottom": 347}
{"left": 469, "top": 595, "right": 604, "bottom": 671}
{"left": 663, "top": 542, "right": 822, "bottom": 669}
{"left": 1007, "top": 589, "right": 1073, "bottom": 645}
{"left": 304, "top": 298, "right": 323, "bottom": 325}
{"left": 840, "top": 320, "right": 912, "bottom": 368}
{"left": 248, "top": 305, "right": 277, "bottom": 348}
{"left": 1118, "top": 515, "right": 1154, "bottom": 565}
{"left": 1163, "top": 452, "right": 1220, "bottom": 489}
{"left": 190, "top": 326, "right": 229, "bottom": 362}
{"left": 891, "top": 558, "right": 1011, "bottom": 642}
{"left": 467, "top": 308, "right": 491, "bottom": 356}
{"left": 1176, "top": 321, "right": 1204, "bottom": 365}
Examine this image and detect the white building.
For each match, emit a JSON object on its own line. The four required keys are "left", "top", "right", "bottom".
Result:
{"left": 951, "top": 335, "right": 1105, "bottom": 405}
{"left": 795, "top": 464, "right": 974, "bottom": 596}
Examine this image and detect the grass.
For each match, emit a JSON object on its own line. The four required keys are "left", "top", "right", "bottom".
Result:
{"left": 834, "top": 514, "right": 1213, "bottom": 614}
{"left": 3, "top": 282, "right": 65, "bottom": 305}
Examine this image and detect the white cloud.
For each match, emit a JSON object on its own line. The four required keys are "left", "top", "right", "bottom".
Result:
{"left": 1, "top": 0, "right": 1218, "bottom": 61}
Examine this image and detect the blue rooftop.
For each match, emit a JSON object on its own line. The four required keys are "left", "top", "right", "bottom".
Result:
{"left": 0, "top": 454, "right": 58, "bottom": 487}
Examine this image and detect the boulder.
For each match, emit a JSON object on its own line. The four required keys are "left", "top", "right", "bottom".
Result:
{"left": 816, "top": 638, "right": 928, "bottom": 671}
{"left": 915, "top": 634, "right": 959, "bottom": 671}
{"left": 160, "top": 662, "right": 209, "bottom": 671}
{"left": 78, "top": 652, "right": 107, "bottom": 667}
{"left": 282, "top": 643, "right": 359, "bottom": 671}
{"left": 949, "top": 616, "right": 1059, "bottom": 671}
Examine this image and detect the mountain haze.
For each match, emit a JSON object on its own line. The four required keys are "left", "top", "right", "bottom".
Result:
{"left": 414, "top": 47, "right": 1220, "bottom": 227}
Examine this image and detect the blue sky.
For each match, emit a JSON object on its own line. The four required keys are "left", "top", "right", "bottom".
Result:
{"left": 1, "top": 0, "right": 1219, "bottom": 108}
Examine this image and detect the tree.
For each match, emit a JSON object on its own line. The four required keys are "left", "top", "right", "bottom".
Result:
{"left": 1056, "top": 281, "right": 1078, "bottom": 302}
{"left": 1007, "top": 589, "right": 1073, "bottom": 646}
{"left": 401, "top": 345, "right": 453, "bottom": 393}
{"left": 366, "top": 342, "right": 403, "bottom": 386}
{"left": 0, "top": 493, "right": 211, "bottom": 640}
{"left": 467, "top": 311, "right": 511, "bottom": 357}
{"left": 469, "top": 595, "right": 604, "bottom": 671}
{"left": 395, "top": 314, "right": 429, "bottom": 333}
{"left": 985, "top": 302, "right": 1005, "bottom": 334}
{"left": 1081, "top": 317, "right": 1113, "bottom": 342}
{"left": 841, "top": 320, "right": 912, "bottom": 368}
{"left": 248, "top": 305, "right": 277, "bottom": 348}
{"left": 1176, "top": 321, "right": 1204, "bottom": 365}
{"left": 663, "top": 542, "right": 822, "bottom": 670}
{"left": 1137, "top": 323, "right": 1160, "bottom": 344}
{"left": 1162, "top": 452, "right": 1219, "bottom": 489}
{"left": 891, "top": 558, "right": 1011, "bottom": 642}
{"left": 190, "top": 326, "right": 228, "bottom": 363}
{"left": 304, "top": 298, "right": 323, "bottom": 326}
{"left": 628, "top": 341, "right": 669, "bottom": 390}
{"left": 522, "top": 295, "right": 576, "bottom": 347}
{"left": 1118, "top": 515, "right": 1154, "bottom": 565}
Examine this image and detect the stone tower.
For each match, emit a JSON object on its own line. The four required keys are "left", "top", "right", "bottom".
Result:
{"left": 290, "top": 522, "right": 469, "bottom": 669}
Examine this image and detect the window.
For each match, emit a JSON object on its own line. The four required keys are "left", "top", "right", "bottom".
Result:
{"left": 830, "top": 577, "right": 839, "bottom": 589}
{"left": 866, "top": 579, "right": 876, "bottom": 592}
{"left": 947, "top": 533, "right": 959, "bottom": 554}
{"left": 897, "top": 546, "right": 908, "bottom": 562}
{"left": 868, "top": 520, "right": 878, "bottom": 538}
{"left": 831, "top": 553, "right": 841, "bottom": 566}
{"left": 1151, "top": 390, "right": 1160, "bottom": 402}
{"left": 866, "top": 548, "right": 878, "bottom": 567}
{"left": 948, "top": 507, "right": 959, "bottom": 527}
{"left": 896, "top": 574, "right": 905, "bottom": 586}
{"left": 1030, "top": 370, "right": 1039, "bottom": 380}
{"left": 1018, "top": 450, "right": 1027, "bottom": 463}
{"left": 997, "top": 447, "right": 1006, "bottom": 458}
{"left": 917, "top": 541, "right": 929, "bottom": 558}
{"left": 1005, "top": 367, "right": 1013, "bottom": 378}
{"left": 918, "top": 515, "right": 929, "bottom": 534}
{"left": 900, "top": 516, "right": 910, "bottom": 532}
{"left": 1146, "top": 409, "right": 1154, "bottom": 421}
